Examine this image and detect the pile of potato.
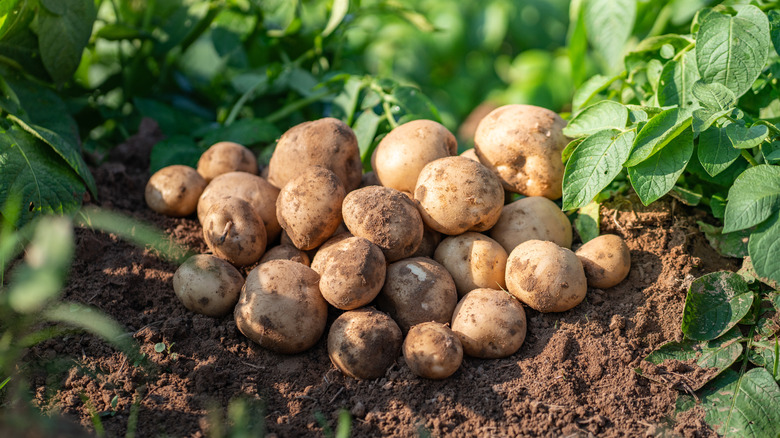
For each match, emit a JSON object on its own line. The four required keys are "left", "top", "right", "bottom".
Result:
{"left": 145, "top": 105, "right": 631, "bottom": 380}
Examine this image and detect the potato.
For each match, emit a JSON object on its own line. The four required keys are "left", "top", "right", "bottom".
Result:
{"left": 489, "top": 196, "right": 573, "bottom": 252}
{"left": 575, "top": 234, "right": 631, "bottom": 289}
{"left": 361, "top": 170, "right": 381, "bottom": 188}
{"left": 474, "top": 104, "right": 568, "bottom": 199}
{"left": 258, "top": 244, "right": 310, "bottom": 266}
{"left": 403, "top": 322, "right": 463, "bottom": 380}
{"left": 414, "top": 156, "right": 504, "bottom": 235}
{"left": 375, "top": 257, "right": 457, "bottom": 333}
{"left": 197, "top": 171, "right": 281, "bottom": 243}
{"left": 328, "top": 308, "right": 402, "bottom": 379}
{"left": 145, "top": 165, "right": 206, "bottom": 217}
{"left": 373, "top": 119, "right": 456, "bottom": 193}
{"left": 409, "top": 226, "right": 442, "bottom": 259}
{"left": 234, "top": 260, "right": 327, "bottom": 354}
{"left": 197, "top": 141, "right": 257, "bottom": 182}
{"left": 342, "top": 186, "right": 424, "bottom": 262}
{"left": 276, "top": 166, "right": 346, "bottom": 250}
{"left": 459, "top": 148, "right": 480, "bottom": 162}
{"left": 433, "top": 232, "right": 507, "bottom": 297}
{"left": 450, "top": 288, "right": 527, "bottom": 359}
{"left": 267, "top": 118, "right": 362, "bottom": 192}
{"left": 172, "top": 254, "right": 244, "bottom": 317}
{"left": 202, "top": 197, "right": 267, "bottom": 266}
{"left": 505, "top": 240, "right": 587, "bottom": 313}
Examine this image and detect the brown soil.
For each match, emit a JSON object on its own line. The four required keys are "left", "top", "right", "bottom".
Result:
{"left": 20, "top": 120, "right": 739, "bottom": 437}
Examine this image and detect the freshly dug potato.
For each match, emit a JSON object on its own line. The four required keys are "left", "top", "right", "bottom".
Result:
{"left": 575, "top": 234, "right": 631, "bottom": 288}
{"left": 361, "top": 170, "right": 381, "bottom": 188}
{"left": 197, "top": 141, "right": 257, "bottom": 182}
{"left": 434, "top": 232, "right": 507, "bottom": 297}
{"left": 258, "top": 244, "right": 310, "bottom": 266}
{"left": 505, "top": 240, "right": 587, "bottom": 313}
{"left": 489, "top": 196, "right": 573, "bottom": 252}
{"left": 197, "top": 171, "right": 281, "bottom": 242}
{"left": 450, "top": 288, "right": 526, "bottom": 359}
{"left": 375, "top": 257, "right": 457, "bottom": 333}
{"left": 267, "top": 118, "right": 362, "bottom": 192}
{"left": 373, "top": 119, "right": 456, "bottom": 193}
{"left": 172, "top": 254, "right": 244, "bottom": 317}
{"left": 410, "top": 226, "right": 442, "bottom": 259}
{"left": 414, "top": 156, "right": 504, "bottom": 235}
{"left": 145, "top": 165, "right": 206, "bottom": 217}
{"left": 276, "top": 166, "right": 346, "bottom": 251}
{"left": 342, "top": 186, "right": 424, "bottom": 262}
{"left": 460, "top": 148, "right": 480, "bottom": 162}
{"left": 474, "top": 104, "right": 568, "bottom": 199}
{"left": 202, "top": 197, "right": 267, "bottom": 266}
{"left": 403, "top": 322, "right": 463, "bottom": 380}
{"left": 234, "top": 260, "right": 327, "bottom": 354}
{"left": 328, "top": 308, "right": 402, "bottom": 379}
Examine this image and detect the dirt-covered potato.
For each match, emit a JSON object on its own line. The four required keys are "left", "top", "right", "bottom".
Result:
{"left": 172, "top": 254, "right": 244, "bottom": 317}
{"left": 276, "top": 166, "right": 346, "bottom": 251}
{"left": 410, "top": 226, "right": 442, "bottom": 258}
{"left": 414, "top": 156, "right": 504, "bottom": 235}
{"left": 327, "top": 308, "right": 402, "bottom": 379}
{"left": 258, "top": 244, "right": 310, "bottom": 266}
{"left": 450, "top": 288, "right": 527, "bottom": 358}
{"left": 434, "top": 232, "right": 507, "bottom": 297}
{"left": 490, "top": 196, "right": 573, "bottom": 252}
{"left": 373, "top": 119, "right": 456, "bottom": 193}
{"left": 197, "top": 171, "right": 281, "bottom": 242}
{"left": 575, "top": 234, "right": 631, "bottom": 289}
{"left": 403, "top": 322, "right": 463, "bottom": 380}
{"left": 197, "top": 141, "right": 257, "bottom": 182}
{"left": 234, "top": 260, "right": 327, "bottom": 354}
{"left": 267, "top": 118, "right": 362, "bottom": 192}
{"left": 310, "top": 234, "right": 386, "bottom": 310}
{"left": 342, "top": 186, "right": 424, "bottom": 262}
{"left": 474, "top": 104, "right": 568, "bottom": 199}
{"left": 145, "top": 165, "right": 206, "bottom": 217}
{"left": 505, "top": 240, "right": 587, "bottom": 313}
{"left": 375, "top": 257, "right": 457, "bottom": 333}
{"left": 202, "top": 197, "right": 267, "bottom": 266}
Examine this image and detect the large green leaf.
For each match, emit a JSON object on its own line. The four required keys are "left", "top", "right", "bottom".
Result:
{"left": 748, "top": 210, "right": 780, "bottom": 286}
{"left": 723, "top": 164, "right": 780, "bottom": 233}
{"left": 199, "top": 118, "right": 281, "bottom": 148}
{"left": 769, "top": 10, "right": 780, "bottom": 56}
{"left": 698, "top": 125, "right": 741, "bottom": 177}
{"left": 563, "top": 101, "right": 628, "bottom": 137}
{"left": 749, "top": 339, "right": 780, "bottom": 381}
{"left": 37, "top": 0, "right": 96, "bottom": 84}
{"left": 627, "top": 127, "right": 693, "bottom": 206}
{"left": 682, "top": 271, "right": 754, "bottom": 341}
{"left": 695, "top": 5, "right": 771, "bottom": 99}
{"left": 583, "top": 0, "right": 636, "bottom": 71}
{"left": 692, "top": 81, "right": 737, "bottom": 111}
{"left": 697, "top": 221, "right": 750, "bottom": 258}
{"left": 657, "top": 50, "right": 700, "bottom": 108}
{"left": 725, "top": 123, "right": 769, "bottom": 149}
{"left": 149, "top": 136, "right": 205, "bottom": 174}
{"left": 625, "top": 107, "right": 693, "bottom": 167}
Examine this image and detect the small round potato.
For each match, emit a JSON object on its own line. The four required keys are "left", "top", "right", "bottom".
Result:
{"left": 490, "top": 196, "right": 573, "bottom": 252}
{"left": 505, "top": 240, "right": 587, "bottom": 313}
{"left": 145, "top": 165, "right": 206, "bottom": 217}
{"left": 450, "top": 288, "right": 527, "bottom": 359}
{"left": 373, "top": 119, "right": 456, "bottom": 193}
{"left": 433, "top": 232, "right": 508, "bottom": 297}
{"left": 414, "top": 156, "right": 504, "bottom": 235}
{"left": 310, "top": 234, "right": 386, "bottom": 310}
{"left": 172, "top": 254, "right": 244, "bottom": 317}
{"left": 474, "top": 104, "right": 568, "bottom": 199}
{"left": 202, "top": 197, "right": 267, "bottom": 266}
{"left": 258, "top": 244, "right": 310, "bottom": 266}
{"left": 197, "top": 141, "right": 258, "bottom": 182}
{"left": 403, "top": 322, "right": 463, "bottom": 380}
{"left": 575, "top": 234, "right": 631, "bottom": 289}
{"left": 342, "top": 186, "right": 424, "bottom": 262}
{"left": 328, "top": 308, "right": 402, "bottom": 379}
{"left": 276, "top": 166, "right": 346, "bottom": 251}
{"left": 234, "top": 260, "right": 328, "bottom": 354}
{"left": 375, "top": 257, "right": 457, "bottom": 333}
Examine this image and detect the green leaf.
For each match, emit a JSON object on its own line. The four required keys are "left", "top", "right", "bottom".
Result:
{"left": 573, "top": 201, "right": 600, "bottom": 244}
{"left": 695, "top": 5, "right": 772, "bottom": 99}
{"left": 682, "top": 271, "right": 754, "bottom": 341}
{"left": 657, "top": 50, "right": 700, "bottom": 108}
{"left": 631, "top": 34, "right": 694, "bottom": 54}
{"left": 154, "top": 343, "right": 166, "bottom": 353}
{"left": 670, "top": 185, "right": 702, "bottom": 206}
{"left": 0, "top": 0, "right": 32, "bottom": 41}
{"left": 583, "top": 0, "right": 636, "bottom": 71}
{"left": 567, "top": 0, "right": 588, "bottom": 87}
{"left": 389, "top": 86, "right": 440, "bottom": 122}
{"left": 725, "top": 123, "right": 769, "bottom": 149}
{"left": 322, "top": 0, "right": 348, "bottom": 37}
{"left": 723, "top": 164, "right": 780, "bottom": 233}
{"left": 625, "top": 107, "right": 693, "bottom": 167}
{"left": 149, "top": 136, "right": 204, "bottom": 174}
{"left": 762, "top": 141, "right": 780, "bottom": 165}
{"left": 738, "top": 257, "right": 780, "bottom": 290}
{"left": 692, "top": 108, "right": 731, "bottom": 135}
{"left": 200, "top": 119, "right": 281, "bottom": 148}
{"left": 37, "top": 0, "right": 96, "bottom": 84}
{"left": 697, "top": 221, "right": 750, "bottom": 258}
{"left": 95, "top": 23, "right": 146, "bottom": 41}
{"left": 749, "top": 338, "right": 780, "bottom": 381}
{"left": 561, "top": 137, "right": 584, "bottom": 164}
{"left": 698, "top": 125, "right": 742, "bottom": 177}
{"left": 692, "top": 81, "right": 737, "bottom": 111}
{"left": 748, "top": 209, "right": 780, "bottom": 286}
{"left": 353, "top": 109, "right": 382, "bottom": 167}
{"left": 768, "top": 10, "right": 780, "bottom": 56}
{"left": 628, "top": 127, "right": 693, "bottom": 206}
{"left": 134, "top": 98, "right": 210, "bottom": 137}
{"left": 563, "top": 101, "right": 628, "bottom": 137}
{"left": 572, "top": 74, "right": 614, "bottom": 112}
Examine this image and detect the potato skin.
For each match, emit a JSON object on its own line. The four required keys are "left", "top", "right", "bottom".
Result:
{"left": 197, "top": 141, "right": 257, "bottom": 182}
{"left": 434, "top": 232, "right": 507, "bottom": 297}
{"left": 474, "top": 104, "right": 568, "bottom": 199}
{"left": 145, "top": 165, "right": 206, "bottom": 217}
{"left": 450, "top": 288, "right": 527, "bottom": 359}
{"left": 490, "top": 196, "right": 573, "bottom": 252}
{"left": 173, "top": 254, "right": 244, "bottom": 317}
{"left": 414, "top": 156, "right": 504, "bottom": 235}
{"left": 328, "top": 308, "right": 402, "bottom": 379}
{"left": 202, "top": 197, "right": 267, "bottom": 266}
{"left": 505, "top": 240, "right": 587, "bottom": 313}
{"left": 459, "top": 148, "right": 480, "bottom": 162}
{"left": 403, "top": 322, "right": 463, "bottom": 380}
{"left": 575, "top": 234, "right": 631, "bottom": 289}
{"left": 258, "top": 245, "right": 310, "bottom": 266}
{"left": 234, "top": 260, "right": 327, "bottom": 354}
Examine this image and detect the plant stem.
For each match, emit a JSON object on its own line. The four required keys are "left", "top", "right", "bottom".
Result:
{"left": 741, "top": 150, "right": 759, "bottom": 167}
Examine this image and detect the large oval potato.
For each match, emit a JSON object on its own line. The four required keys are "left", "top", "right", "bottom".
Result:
{"left": 145, "top": 165, "right": 206, "bottom": 217}
{"left": 197, "top": 141, "right": 258, "bottom": 182}
{"left": 433, "top": 232, "right": 507, "bottom": 297}
{"left": 328, "top": 308, "right": 402, "bottom": 379}
{"left": 490, "top": 196, "right": 573, "bottom": 252}
{"left": 450, "top": 288, "right": 527, "bottom": 359}
{"left": 403, "top": 322, "right": 463, "bottom": 380}
{"left": 173, "top": 254, "right": 244, "bottom": 317}
{"left": 202, "top": 197, "right": 267, "bottom": 266}
{"left": 575, "top": 234, "right": 631, "bottom": 289}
